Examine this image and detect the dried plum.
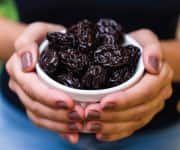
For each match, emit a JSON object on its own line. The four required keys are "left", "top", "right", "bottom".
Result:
{"left": 59, "top": 48, "right": 88, "bottom": 71}
{"left": 94, "top": 45, "right": 131, "bottom": 68}
{"left": 81, "top": 65, "right": 107, "bottom": 89}
{"left": 56, "top": 73, "right": 81, "bottom": 88}
{"left": 108, "top": 66, "right": 134, "bottom": 87}
{"left": 125, "top": 45, "right": 141, "bottom": 66}
{"left": 96, "top": 19, "right": 122, "bottom": 35}
{"left": 69, "top": 19, "right": 96, "bottom": 53}
{"left": 47, "top": 32, "right": 76, "bottom": 50}
{"left": 39, "top": 47, "right": 59, "bottom": 75}
{"left": 96, "top": 19, "right": 124, "bottom": 45}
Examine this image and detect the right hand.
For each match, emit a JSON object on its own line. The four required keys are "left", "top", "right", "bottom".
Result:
{"left": 6, "top": 22, "right": 84, "bottom": 144}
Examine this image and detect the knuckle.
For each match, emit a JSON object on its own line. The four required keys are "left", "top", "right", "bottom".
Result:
{"left": 139, "top": 29, "right": 155, "bottom": 36}
{"left": 45, "top": 110, "right": 55, "bottom": 120}
{"left": 45, "top": 122, "right": 59, "bottom": 132}
{"left": 35, "top": 120, "right": 44, "bottom": 128}
{"left": 134, "top": 108, "right": 146, "bottom": 121}
{"left": 27, "top": 112, "right": 43, "bottom": 128}
{"left": 8, "top": 80, "right": 14, "bottom": 91}
{"left": 34, "top": 119, "right": 43, "bottom": 128}
{"left": 30, "top": 22, "right": 45, "bottom": 28}
{"left": 5, "top": 61, "right": 11, "bottom": 75}
{"left": 31, "top": 102, "right": 41, "bottom": 115}
{"left": 14, "top": 38, "right": 29, "bottom": 51}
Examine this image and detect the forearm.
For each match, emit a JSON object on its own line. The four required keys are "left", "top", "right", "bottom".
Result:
{"left": 0, "top": 17, "right": 26, "bottom": 62}
{"left": 161, "top": 40, "right": 180, "bottom": 82}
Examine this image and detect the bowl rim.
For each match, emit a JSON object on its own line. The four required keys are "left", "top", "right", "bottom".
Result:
{"left": 36, "top": 34, "right": 144, "bottom": 95}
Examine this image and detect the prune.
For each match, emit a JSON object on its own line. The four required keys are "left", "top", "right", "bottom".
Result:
{"left": 47, "top": 32, "right": 76, "bottom": 50}
{"left": 59, "top": 48, "right": 88, "bottom": 71}
{"left": 98, "top": 34, "right": 117, "bottom": 46}
{"left": 39, "top": 47, "right": 59, "bottom": 75}
{"left": 108, "top": 66, "right": 134, "bottom": 87}
{"left": 69, "top": 19, "right": 96, "bottom": 53}
{"left": 94, "top": 45, "right": 131, "bottom": 68}
{"left": 125, "top": 45, "right": 141, "bottom": 67}
{"left": 96, "top": 19, "right": 122, "bottom": 35}
{"left": 81, "top": 65, "right": 107, "bottom": 89}
{"left": 96, "top": 19, "right": 124, "bottom": 45}
{"left": 55, "top": 73, "right": 81, "bottom": 88}
{"left": 39, "top": 19, "right": 141, "bottom": 90}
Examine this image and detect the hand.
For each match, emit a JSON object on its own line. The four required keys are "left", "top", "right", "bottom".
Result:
{"left": 84, "top": 29, "right": 173, "bottom": 142}
{"left": 6, "top": 22, "right": 84, "bottom": 144}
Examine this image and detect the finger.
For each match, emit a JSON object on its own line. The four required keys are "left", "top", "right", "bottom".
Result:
{"left": 96, "top": 131, "right": 133, "bottom": 142}
{"left": 86, "top": 84, "right": 172, "bottom": 134}
{"left": 91, "top": 98, "right": 167, "bottom": 140}
{"left": 19, "top": 43, "right": 38, "bottom": 72}
{"left": 60, "top": 133, "right": 79, "bottom": 144}
{"left": 7, "top": 54, "right": 74, "bottom": 109}
{"left": 101, "top": 63, "right": 173, "bottom": 110}
{"left": 86, "top": 121, "right": 139, "bottom": 134}
{"left": 85, "top": 85, "right": 172, "bottom": 122}
{"left": 130, "top": 29, "right": 162, "bottom": 74}
{"left": 27, "top": 110, "right": 83, "bottom": 133}
{"left": 15, "top": 23, "right": 66, "bottom": 72}
{"left": 15, "top": 22, "right": 66, "bottom": 50}
{"left": 9, "top": 79, "right": 83, "bottom": 123}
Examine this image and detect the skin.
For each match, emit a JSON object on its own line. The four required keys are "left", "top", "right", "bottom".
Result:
{"left": 1, "top": 17, "right": 179, "bottom": 143}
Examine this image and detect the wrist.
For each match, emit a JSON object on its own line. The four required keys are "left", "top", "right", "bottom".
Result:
{"left": 0, "top": 17, "right": 26, "bottom": 61}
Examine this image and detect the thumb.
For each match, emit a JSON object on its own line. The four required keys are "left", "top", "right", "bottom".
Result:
{"left": 129, "top": 29, "right": 162, "bottom": 74}
{"left": 15, "top": 22, "right": 66, "bottom": 72}
{"left": 19, "top": 43, "right": 38, "bottom": 72}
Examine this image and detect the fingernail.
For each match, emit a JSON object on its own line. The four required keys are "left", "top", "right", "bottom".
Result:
{"left": 102, "top": 102, "right": 116, "bottom": 111}
{"left": 68, "top": 124, "right": 79, "bottom": 131}
{"left": 148, "top": 56, "right": 160, "bottom": 72}
{"left": 56, "top": 101, "right": 68, "bottom": 109}
{"left": 68, "top": 111, "right": 82, "bottom": 121}
{"left": 86, "top": 110, "right": 100, "bottom": 121}
{"left": 89, "top": 123, "right": 102, "bottom": 132}
{"left": 21, "top": 52, "right": 33, "bottom": 71}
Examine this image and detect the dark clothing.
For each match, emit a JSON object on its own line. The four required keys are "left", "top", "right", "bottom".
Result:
{"left": 1, "top": 0, "right": 180, "bottom": 130}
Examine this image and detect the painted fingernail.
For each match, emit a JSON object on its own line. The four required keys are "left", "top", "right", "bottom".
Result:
{"left": 68, "top": 111, "right": 82, "bottom": 121}
{"left": 56, "top": 101, "right": 68, "bottom": 109}
{"left": 68, "top": 124, "right": 79, "bottom": 131}
{"left": 102, "top": 102, "right": 116, "bottom": 111}
{"left": 89, "top": 123, "right": 102, "bottom": 132}
{"left": 86, "top": 110, "right": 100, "bottom": 121}
{"left": 148, "top": 56, "right": 160, "bottom": 72}
{"left": 21, "top": 52, "right": 33, "bottom": 71}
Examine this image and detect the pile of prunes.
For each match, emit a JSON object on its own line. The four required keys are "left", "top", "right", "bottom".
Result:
{"left": 39, "top": 19, "right": 141, "bottom": 90}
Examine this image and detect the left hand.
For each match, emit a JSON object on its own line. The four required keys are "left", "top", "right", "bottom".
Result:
{"left": 84, "top": 29, "right": 174, "bottom": 142}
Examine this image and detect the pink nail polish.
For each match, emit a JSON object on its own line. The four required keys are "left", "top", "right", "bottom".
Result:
{"left": 148, "top": 56, "right": 160, "bottom": 72}
{"left": 21, "top": 52, "right": 33, "bottom": 71}
{"left": 102, "top": 102, "right": 116, "bottom": 111}
{"left": 56, "top": 101, "right": 68, "bottom": 109}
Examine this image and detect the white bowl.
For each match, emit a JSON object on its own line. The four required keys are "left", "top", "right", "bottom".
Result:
{"left": 36, "top": 34, "right": 144, "bottom": 103}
